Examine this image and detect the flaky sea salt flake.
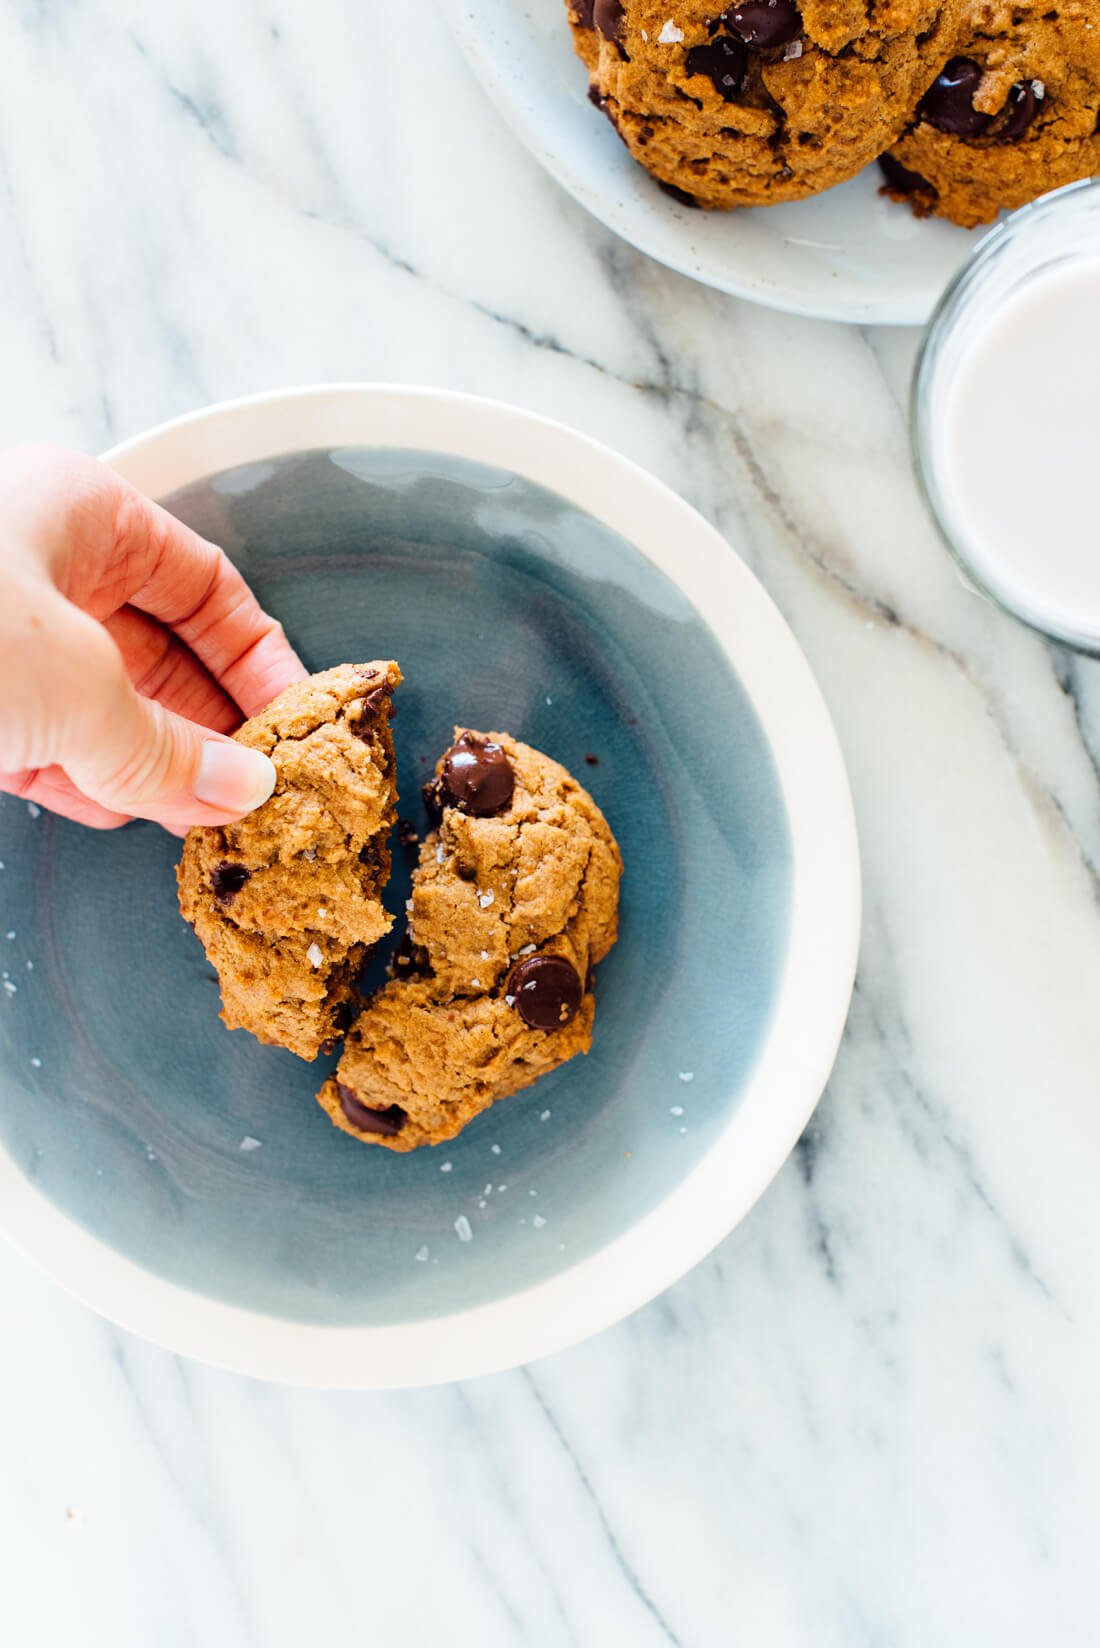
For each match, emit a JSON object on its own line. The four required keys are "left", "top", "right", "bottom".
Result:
{"left": 415, "top": 1245, "right": 430, "bottom": 1262}
{"left": 478, "top": 891, "right": 495, "bottom": 909}
{"left": 454, "top": 1215, "right": 473, "bottom": 1243}
{"left": 783, "top": 38, "right": 802, "bottom": 59}
{"left": 678, "top": 1071, "right": 695, "bottom": 1083}
{"left": 670, "top": 1105, "right": 684, "bottom": 1117}
{"left": 26, "top": 802, "right": 40, "bottom": 819}
{"left": 490, "top": 1143, "right": 502, "bottom": 1155}
{"left": 307, "top": 942, "right": 324, "bottom": 968}
{"left": 658, "top": 20, "right": 685, "bottom": 42}
{"left": 30, "top": 1057, "right": 41, "bottom": 1069}
{"left": 540, "top": 1109, "right": 551, "bottom": 1121}
{"left": 440, "top": 1161, "right": 453, "bottom": 1173}
{"left": 239, "top": 1136, "right": 262, "bottom": 1152}
{"left": 533, "top": 1214, "right": 547, "bottom": 1229}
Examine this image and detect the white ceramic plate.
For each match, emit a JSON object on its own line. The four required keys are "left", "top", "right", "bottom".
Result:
{"left": 0, "top": 386, "right": 859, "bottom": 1386}
{"left": 439, "top": 0, "right": 988, "bottom": 324}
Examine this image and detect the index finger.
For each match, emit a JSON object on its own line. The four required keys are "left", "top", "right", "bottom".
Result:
{"left": 112, "top": 484, "right": 308, "bottom": 718}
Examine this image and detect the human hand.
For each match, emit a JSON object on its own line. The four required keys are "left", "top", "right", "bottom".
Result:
{"left": 0, "top": 445, "right": 307, "bottom": 833}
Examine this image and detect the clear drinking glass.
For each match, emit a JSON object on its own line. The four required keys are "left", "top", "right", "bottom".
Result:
{"left": 912, "top": 176, "right": 1100, "bottom": 654}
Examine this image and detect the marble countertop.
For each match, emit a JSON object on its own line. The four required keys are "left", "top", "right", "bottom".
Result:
{"left": 1, "top": 2, "right": 1098, "bottom": 1643}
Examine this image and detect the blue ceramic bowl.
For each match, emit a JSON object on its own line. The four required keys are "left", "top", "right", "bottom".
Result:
{"left": 0, "top": 388, "right": 859, "bottom": 1385}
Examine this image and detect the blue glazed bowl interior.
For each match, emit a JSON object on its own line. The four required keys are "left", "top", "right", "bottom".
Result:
{"left": 0, "top": 449, "right": 791, "bottom": 1326}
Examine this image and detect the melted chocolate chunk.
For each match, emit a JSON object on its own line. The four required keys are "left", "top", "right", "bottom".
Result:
{"left": 507, "top": 954, "right": 584, "bottom": 1031}
{"left": 999, "top": 80, "right": 1041, "bottom": 142}
{"left": 722, "top": 0, "right": 801, "bottom": 49}
{"left": 592, "top": 0, "right": 624, "bottom": 41}
{"left": 349, "top": 685, "right": 393, "bottom": 740}
{"left": 918, "top": 57, "right": 990, "bottom": 137}
{"left": 210, "top": 862, "right": 250, "bottom": 905}
{"left": 685, "top": 34, "right": 747, "bottom": 101}
{"left": 440, "top": 735, "right": 515, "bottom": 817}
{"left": 574, "top": 0, "right": 595, "bottom": 23}
{"left": 878, "top": 153, "right": 935, "bottom": 197}
{"left": 657, "top": 179, "right": 700, "bottom": 207}
{"left": 337, "top": 1083, "right": 407, "bottom": 1136}
{"left": 397, "top": 818, "right": 419, "bottom": 851}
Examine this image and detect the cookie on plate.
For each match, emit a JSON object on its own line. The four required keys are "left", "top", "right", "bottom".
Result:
{"left": 317, "top": 729, "right": 622, "bottom": 1150}
{"left": 879, "top": 1, "right": 1100, "bottom": 228}
{"left": 568, "top": 0, "right": 968, "bottom": 209}
{"left": 178, "top": 662, "right": 401, "bottom": 1060}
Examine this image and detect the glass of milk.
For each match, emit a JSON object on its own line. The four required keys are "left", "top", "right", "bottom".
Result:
{"left": 912, "top": 177, "right": 1100, "bottom": 652}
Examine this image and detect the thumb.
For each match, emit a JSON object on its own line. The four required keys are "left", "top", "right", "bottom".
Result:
{"left": 57, "top": 609, "right": 276, "bottom": 831}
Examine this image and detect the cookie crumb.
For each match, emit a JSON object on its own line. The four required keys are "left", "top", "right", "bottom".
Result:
{"left": 454, "top": 1215, "right": 473, "bottom": 1243}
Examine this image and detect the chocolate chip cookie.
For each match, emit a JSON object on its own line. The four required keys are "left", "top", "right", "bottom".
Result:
{"left": 569, "top": 0, "right": 968, "bottom": 208}
{"left": 880, "top": 1, "right": 1100, "bottom": 228}
{"left": 316, "top": 730, "right": 622, "bottom": 1150}
{"left": 178, "top": 663, "right": 400, "bottom": 1060}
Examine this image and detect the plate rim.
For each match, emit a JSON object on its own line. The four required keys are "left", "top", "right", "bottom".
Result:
{"left": 437, "top": 0, "right": 971, "bottom": 326}
{"left": 0, "top": 383, "right": 861, "bottom": 1386}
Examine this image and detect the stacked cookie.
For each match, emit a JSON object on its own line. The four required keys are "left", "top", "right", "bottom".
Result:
{"left": 569, "top": 0, "right": 1100, "bottom": 226}
{"left": 179, "top": 671, "right": 622, "bottom": 1151}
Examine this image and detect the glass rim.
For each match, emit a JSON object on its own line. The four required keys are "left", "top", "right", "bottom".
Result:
{"left": 911, "top": 175, "right": 1100, "bottom": 656}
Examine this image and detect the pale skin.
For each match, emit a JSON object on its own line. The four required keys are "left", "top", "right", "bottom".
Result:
{"left": 0, "top": 446, "right": 307, "bottom": 835}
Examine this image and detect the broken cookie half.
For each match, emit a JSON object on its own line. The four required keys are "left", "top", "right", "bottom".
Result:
{"left": 316, "top": 727, "right": 623, "bottom": 1150}
{"left": 178, "top": 662, "right": 401, "bottom": 1060}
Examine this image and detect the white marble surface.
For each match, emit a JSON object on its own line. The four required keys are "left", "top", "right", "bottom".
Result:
{"left": 1, "top": 2, "right": 1099, "bottom": 1643}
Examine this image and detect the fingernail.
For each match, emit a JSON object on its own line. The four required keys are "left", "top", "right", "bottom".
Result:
{"left": 194, "top": 741, "right": 276, "bottom": 814}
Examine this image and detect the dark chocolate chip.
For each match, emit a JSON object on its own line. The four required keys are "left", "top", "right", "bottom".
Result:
{"left": 918, "top": 57, "right": 990, "bottom": 137}
{"left": 333, "top": 998, "right": 359, "bottom": 1033}
{"left": 588, "top": 81, "right": 607, "bottom": 108}
{"left": 877, "top": 153, "right": 935, "bottom": 197}
{"left": 584, "top": 752, "right": 600, "bottom": 765}
{"left": 592, "top": 0, "right": 624, "bottom": 41}
{"left": 722, "top": 0, "right": 801, "bottom": 48}
{"left": 348, "top": 685, "right": 393, "bottom": 741}
{"left": 574, "top": 0, "right": 595, "bottom": 23}
{"left": 685, "top": 34, "right": 747, "bottom": 101}
{"left": 998, "top": 79, "right": 1041, "bottom": 141}
{"left": 507, "top": 954, "right": 584, "bottom": 1031}
{"left": 210, "top": 862, "right": 250, "bottom": 904}
{"left": 440, "top": 734, "right": 515, "bottom": 817}
{"left": 319, "top": 1038, "right": 336, "bottom": 1057}
{"left": 657, "top": 179, "right": 700, "bottom": 207}
{"left": 397, "top": 818, "right": 419, "bottom": 851}
{"left": 336, "top": 1083, "right": 407, "bottom": 1136}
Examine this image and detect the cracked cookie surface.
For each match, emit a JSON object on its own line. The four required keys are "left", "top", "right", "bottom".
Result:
{"left": 178, "top": 662, "right": 400, "bottom": 1060}
{"left": 317, "top": 729, "right": 622, "bottom": 1150}
{"left": 569, "top": 0, "right": 967, "bottom": 208}
{"left": 881, "top": 1, "right": 1100, "bottom": 228}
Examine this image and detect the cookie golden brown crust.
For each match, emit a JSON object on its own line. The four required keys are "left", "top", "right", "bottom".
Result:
{"left": 177, "top": 663, "right": 401, "bottom": 1061}
{"left": 569, "top": 0, "right": 968, "bottom": 209}
{"left": 317, "top": 729, "right": 623, "bottom": 1150}
{"left": 881, "top": 1, "right": 1100, "bottom": 229}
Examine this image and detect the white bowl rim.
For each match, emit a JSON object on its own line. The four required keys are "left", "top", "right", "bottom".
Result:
{"left": 0, "top": 384, "right": 861, "bottom": 1387}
